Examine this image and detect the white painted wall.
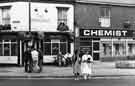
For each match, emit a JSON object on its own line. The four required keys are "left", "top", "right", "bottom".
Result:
{"left": 7, "top": 2, "right": 74, "bottom": 32}
{"left": 10, "top": 2, "right": 29, "bottom": 31}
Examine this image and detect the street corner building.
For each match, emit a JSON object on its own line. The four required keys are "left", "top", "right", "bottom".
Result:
{"left": 0, "top": 0, "right": 74, "bottom": 65}
{"left": 74, "top": 0, "right": 135, "bottom": 61}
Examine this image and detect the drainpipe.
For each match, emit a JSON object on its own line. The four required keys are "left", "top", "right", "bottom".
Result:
{"left": 28, "top": 0, "right": 31, "bottom": 32}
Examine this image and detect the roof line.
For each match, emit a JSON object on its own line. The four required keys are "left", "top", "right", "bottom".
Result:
{"left": 76, "top": 0, "right": 135, "bottom": 6}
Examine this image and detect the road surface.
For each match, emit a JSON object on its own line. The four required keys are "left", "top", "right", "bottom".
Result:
{"left": 0, "top": 78, "right": 135, "bottom": 86}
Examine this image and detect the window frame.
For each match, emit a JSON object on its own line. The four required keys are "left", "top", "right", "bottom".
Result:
{"left": 57, "top": 7, "right": 69, "bottom": 25}
{"left": 43, "top": 39, "right": 68, "bottom": 55}
{"left": 0, "top": 40, "right": 18, "bottom": 56}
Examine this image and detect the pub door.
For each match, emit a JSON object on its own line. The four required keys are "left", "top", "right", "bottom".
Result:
{"left": 21, "top": 40, "right": 40, "bottom": 65}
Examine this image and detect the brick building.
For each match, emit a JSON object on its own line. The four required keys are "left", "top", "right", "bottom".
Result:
{"left": 74, "top": 0, "right": 135, "bottom": 61}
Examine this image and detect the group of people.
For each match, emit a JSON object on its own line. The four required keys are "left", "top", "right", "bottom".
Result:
{"left": 73, "top": 50, "right": 93, "bottom": 80}
{"left": 24, "top": 46, "right": 43, "bottom": 73}
{"left": 24, "top": 40, "right": 93, "bottom": 80}
{"left": 56, "top": 52, "right": 72, "bottom": 67}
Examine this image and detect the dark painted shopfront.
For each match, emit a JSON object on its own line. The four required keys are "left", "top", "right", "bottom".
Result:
{"left": 77, "top": 28, "right": 135, "bottom": 61}
{"left": 0, "top": 31, "right": 73, "bottom": 65}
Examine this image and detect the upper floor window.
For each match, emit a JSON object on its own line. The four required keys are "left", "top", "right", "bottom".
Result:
{"left": 57, "top": 7, "right": 68, "bottom": 25}
{"left": 99, "top": 7, "right": 111, "bottom": 27}
{"left": 100, "top": 7, "right": 110, "bottom": 18}
{"left": 1, "top": 7, "right": 11, "bottom": 25}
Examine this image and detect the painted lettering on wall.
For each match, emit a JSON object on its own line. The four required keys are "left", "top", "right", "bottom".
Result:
{"left": 80, "top": 29, "right": 133, "bottom": 37}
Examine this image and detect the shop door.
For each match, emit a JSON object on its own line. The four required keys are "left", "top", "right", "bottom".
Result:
{"left": 92, "top": 41, "right": 100, "bottom": 60}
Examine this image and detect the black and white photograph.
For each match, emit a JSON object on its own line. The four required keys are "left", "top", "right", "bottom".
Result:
{"left": 0, "top": 0, "right": 135, "bottom": 86}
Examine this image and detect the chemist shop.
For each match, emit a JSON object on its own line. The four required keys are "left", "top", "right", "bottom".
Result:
{"left": 78, "top": 28, "right": 135, "bottom": 61}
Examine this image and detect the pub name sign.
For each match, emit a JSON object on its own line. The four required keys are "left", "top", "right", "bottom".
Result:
{"left": 80, "top": 29, "right": 133, "bottom": 37}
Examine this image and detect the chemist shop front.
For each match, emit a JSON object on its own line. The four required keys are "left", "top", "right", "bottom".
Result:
{"left": 78, "top": 28, "right": 135, "bottom": 61}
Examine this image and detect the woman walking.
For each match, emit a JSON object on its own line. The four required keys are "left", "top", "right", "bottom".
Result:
{"left": 81, "top": 51, "right": 93, "bottom": 80}
{"left": 73, "top": 50, "right": 81, "bottom": 80}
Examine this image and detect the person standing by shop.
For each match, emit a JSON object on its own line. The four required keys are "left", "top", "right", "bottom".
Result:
{"left": 56, "top": 52, "right": 65, "bottom": 66}
{"left": 24, "top": 46, "right": 33, "bottom": 73}
{"left": 37, "top": 48, "right": 43, "bottom": 72}
{"left": 81, "top": 51, "right": 93, "bottom": 80}
{"left": 73, "top": 50, "right": 81, "bottom": 80}
{"left": 31, "top": 48, "right": 40, "bottom": 73}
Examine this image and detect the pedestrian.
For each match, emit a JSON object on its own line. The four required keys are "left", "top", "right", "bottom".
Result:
{"left": 64, "top": 52, "right": 73, "bottom": 66}
{"left": 73, "top": 50, "right": 81, "bottom": 80}
{"left": 31, "top": 48, "right": 40, "bottom": 73}
{"left": 24, "top": 47, "right": 33, "bottom": 73}
{"left": 37, "top": 48, "right": 43, "bottom": 72}
{"left": 56, "top": 52, "right": 65, "bottom": 66}
{"left": 81, "top": 51, "right": 93, "bottom": 80}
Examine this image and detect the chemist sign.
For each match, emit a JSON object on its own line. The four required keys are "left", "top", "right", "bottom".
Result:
{"left": 80, "top": 29, "right": 133, "bottom": 37}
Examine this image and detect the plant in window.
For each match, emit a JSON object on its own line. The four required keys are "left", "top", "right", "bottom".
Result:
{"left": 57, "top": 22, "right": 69, "bottom": 31}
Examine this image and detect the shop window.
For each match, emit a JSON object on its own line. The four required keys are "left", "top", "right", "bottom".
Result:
{"left": 44, "top": 43, "right": 51, "bottom": 55}
{"left": 43, "top": 39, "right": 68, "bottom": 55}
{"left": 11, "top": 44, "right": 18, "bottom": 56}
{"left": 0, "top": 44, "right": 2, "bottom": 56}
{"left": 101, "top": 42, "right": 112, "bottom": 56}
{"left": 0, "top": 40, "right": 18, "bottom": 56}
{"left": 60, "top": 43, "right": 67, "bottom": 54}
{"left": 113, "top": 42, "right": 126, "bottom": 56}
{"left": 4, "top": 44, "right": 10, "bottom": 56}
{"left": 52, "top": 43, "right": 59, "bottom": 55}
{"left": 128, "top": 43, "right": 135, "bottom": 56}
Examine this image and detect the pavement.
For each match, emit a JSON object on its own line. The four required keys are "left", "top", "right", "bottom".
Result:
{"left": 1, "top": 61, "right": 135, "bottom": 78}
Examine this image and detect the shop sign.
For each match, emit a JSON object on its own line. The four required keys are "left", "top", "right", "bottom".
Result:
{"left": 80, "top": 29, "right": 133, "bottom": 37}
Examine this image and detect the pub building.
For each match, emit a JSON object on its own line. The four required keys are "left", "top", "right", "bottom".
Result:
{"left": 74, "top": 0, "right": 135, "bottom": 61}
{"left": 0, "top": 0, "right": 74, "bottom": 65}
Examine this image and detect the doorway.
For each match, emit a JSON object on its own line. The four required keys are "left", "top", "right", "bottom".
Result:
{"left": 92, "top": 40, "right": 100, "bottom": 60}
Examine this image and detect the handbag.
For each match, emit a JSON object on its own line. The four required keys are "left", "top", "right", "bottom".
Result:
{"left": 87, "top": 58, "right": 91, "bottom": 63}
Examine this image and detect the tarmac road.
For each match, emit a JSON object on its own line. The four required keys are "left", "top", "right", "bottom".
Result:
{"left": 0, "top": 78, "right": 135, "bottom": 86}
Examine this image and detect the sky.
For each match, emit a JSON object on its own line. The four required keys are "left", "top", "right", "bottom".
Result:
{"left": 77, "top": 0, "right": 135, "bottom": 5}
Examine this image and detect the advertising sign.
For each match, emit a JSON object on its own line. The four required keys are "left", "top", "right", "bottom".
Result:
{"left": 80, "top": 29, "right": 134, "bottom": 37}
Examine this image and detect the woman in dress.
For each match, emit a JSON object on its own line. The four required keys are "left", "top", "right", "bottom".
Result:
{"left": 81, "top": 51, "right": 93, "bottom": 80}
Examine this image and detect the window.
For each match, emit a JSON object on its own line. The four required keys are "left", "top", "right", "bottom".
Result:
{"left": 100, "top": 7, "right": 110, "bottom": 18}
{"left": 0, "top": 40, "right": 18, "bottom": 56}
{"left": 1, "top": 7, "right": 11, "bottom": 25}
{"left": 57, "top": 7, "right": 68, "bottom": 25}
{"left": 113, "top": 42, "right": 126, "bottom": 56}
{"left": 101, "top": 42, "right": 112, "bottom": 56}
{"left": 43, "top": 39, "right": 68, "bottom": 55}
{"left": 99, "top": 7, "right": 111, "bottom": 27}
{"left": 128, "top": 43, "right": 135, "bottom": 56}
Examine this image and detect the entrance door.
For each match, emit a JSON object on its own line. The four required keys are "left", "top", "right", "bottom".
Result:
{"left": 92, "top": 41, "right": 100, "bottom": 60}
{"left": 21, "top": 40, "right": 39, "bottom": 65}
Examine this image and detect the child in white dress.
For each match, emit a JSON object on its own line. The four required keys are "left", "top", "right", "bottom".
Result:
{"left": 81, "top": 51, "right": 93, "bottom": 80}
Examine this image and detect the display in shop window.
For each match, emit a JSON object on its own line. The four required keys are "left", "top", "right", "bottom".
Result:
{"left": 102, "top": 43, "right": 112, "bottom": 56}
{"left": 113, "top": 43, "right": 126, "bottom": 56}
